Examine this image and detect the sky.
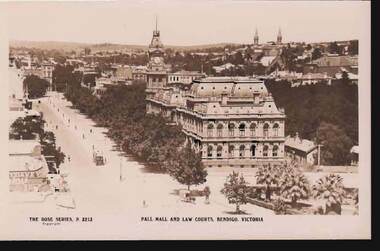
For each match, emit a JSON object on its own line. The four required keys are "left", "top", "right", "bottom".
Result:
{"left": 2, "top": 0, "right": 370, "bottom": 46}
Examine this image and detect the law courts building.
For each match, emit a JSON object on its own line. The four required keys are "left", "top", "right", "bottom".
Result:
{"left": 145, "top": 24, "right": 286, "bottom": 168}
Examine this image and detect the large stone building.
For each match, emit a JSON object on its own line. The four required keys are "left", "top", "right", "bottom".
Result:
{"left": 145, "top": 25, "right": 286, "bottom": 168}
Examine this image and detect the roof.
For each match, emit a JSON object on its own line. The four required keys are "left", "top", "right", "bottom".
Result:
{"left": 169, "top": 70, "right": 204, "bottom": 76}
{"left": 260, "top": 56, "right": 276, "bottom": 67}
{"left": 189, "top": 77, "right": 268, "bottom": 98}
{"left": 9, "top": 155, "right": 48, "bottom": 172}
{"left": 350, "top": 145, "right": 359, "bottom": 154}
{"left": 285, "top": 134, "right": 317, "bottom": 153}
{"left": 311, "top": 55, "right": 358, "bottom": 67}
{"left": 9, "top": 140, "right": 41, "bottom": 155}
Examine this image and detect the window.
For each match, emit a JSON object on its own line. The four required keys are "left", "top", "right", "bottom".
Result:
{"left": 263, "top": 145, "right": 269, "bottom": 157}
{"left": 239, "top": 123, "right": 246, "bottom": 137}
{"left": 228, "top": 123, "right": 235, "bottom": 137}
{"left": 239, "top": 145, "right": 245, "bottom": 158}
{"left": 273, "top": 145, "right": 278, "bottom": 157}
{"left": 273, "top": 123, "right": 279, "bottom": 137}
{"left": 217, "top": 146, "right": 223, "bottom": 158}
{"left": 228, "top": 145, "right": 235, "bottom": 157}
{"left": 217, "top": 124, "right": 223, "bottom": 137}
{"left": 250, "top": 123, "right": 256, "bottom": 136}
{"left": 263, "top": 123, "right": 269, "bottom": 137}
{"left": 207, "top": 124, "right": 214, "bottom": 137}
{"left": 251, "top": 145, "right": 256, "bottom": 157}
{"left": 207, "top": 146, "right": 213, "bottom": 158}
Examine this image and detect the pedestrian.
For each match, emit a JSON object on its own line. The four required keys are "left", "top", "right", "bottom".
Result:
{"left": 90, "top": 129, "right": 92, "bottom": 133}
{"left": 68, "top": 155, "right": 71, "bottom": 162}
{"left": 204, "top": 186, "right": 211, "bottom": 204}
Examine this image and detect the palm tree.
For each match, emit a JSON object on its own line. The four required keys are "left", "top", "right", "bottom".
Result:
{"left": 255, "top": 164, "right": 281, "bottom": 201}
{"left": 312, "top": 174, "right": 345, "bottom": 215}
{"left": 279, "top": 170, "right": 310, "bottom": 208}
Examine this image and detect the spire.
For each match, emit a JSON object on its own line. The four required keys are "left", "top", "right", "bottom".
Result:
{"left": 277, "top": 27, "right": 282, "bottom": 44}
{"left": 155, "top": 15, "right": 158, "bottom": 32}
{"left": 254, "top": 27, "right": 259, "bottom": 45}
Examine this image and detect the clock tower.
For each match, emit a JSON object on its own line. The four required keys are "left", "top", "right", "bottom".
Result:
{"left": 146, "top": 16, "right": 168, "bottom": 99}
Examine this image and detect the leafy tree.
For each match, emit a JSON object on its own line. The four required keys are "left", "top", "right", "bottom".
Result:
{"left": 312, "top": 174, "right": 345, "bottom": 215}
{"left": 221, "top": 171, "right": 250, "bottom": 213}
{"left": 266, "top": 80, "right": 358, "bottom": 165}
{"left": 23, "top": 75, "right": 49, "bottom": 99}
{"left": 167, "top": 143, "right": 207, "bottom": 191}
{"left": 317, "top": 122, "right": 353, "bottom": 165}
{"left": 9, "top": 116, "right": 44, "bottom": 140}
{"left": 348, "top": 40, "right": 358, "bottom": 55}
{"left": 328, "top": 41, "right": 340, "bottom": 54}
{"left": 311, "top": 48, "right": 323, "bottom": 60}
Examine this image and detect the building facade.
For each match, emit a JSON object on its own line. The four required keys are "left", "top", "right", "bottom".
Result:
{"left": 147, "top": 76, "right": 286, "bottom": 168}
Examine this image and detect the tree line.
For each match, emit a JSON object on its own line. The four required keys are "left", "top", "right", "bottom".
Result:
{"left": 266, "top": 79, "right": 358, "bottom": 165}
{"left": 57, "top": 68, "right": 207, "bottom": 190}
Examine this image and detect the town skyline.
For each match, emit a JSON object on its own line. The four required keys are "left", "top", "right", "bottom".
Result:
{"left": 3, "top": 0, "right": 367, "bottom": 46}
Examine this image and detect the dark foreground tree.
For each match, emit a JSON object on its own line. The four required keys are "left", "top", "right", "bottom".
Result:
{"left": 167, "top": 143, "right": 207, "bottom": 191}
{"left": 221, "top": 171, "right": 250, "bottom": 214}
{"left": 23, "top": 75, "right": 49, "bottom": 99}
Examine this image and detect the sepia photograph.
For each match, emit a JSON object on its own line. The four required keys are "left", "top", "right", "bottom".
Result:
{"left": 0, "top": 0, "right": 371, "bottom": 240}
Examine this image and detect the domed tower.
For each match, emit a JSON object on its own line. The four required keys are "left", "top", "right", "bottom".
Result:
{"left": 254, "top": 28, "right": 259, "bottom": 45}
{"left": 277, "top": 27, "right": 282, "bottom": 44}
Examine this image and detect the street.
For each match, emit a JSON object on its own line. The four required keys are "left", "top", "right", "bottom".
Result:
{"left": 31, "top": 91, "right": 274, "bottom": 216}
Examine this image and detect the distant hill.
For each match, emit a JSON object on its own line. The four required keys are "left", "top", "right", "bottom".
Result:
{"left": 9, "top": 40, "right": 241, "bottom": 53}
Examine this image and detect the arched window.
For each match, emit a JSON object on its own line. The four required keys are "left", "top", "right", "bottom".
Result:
{"left": 250, "top": 123, "right": 256, "bottom": 137}
{"left": 239, "top": 123, "right": 246, "bottom": 137}
{"left": 228, "top": 123, "right": 235, "bottom": 137}
{"left": 251, "top": 145, "right": 256, "bottom": 157}
{"left": 239, "top": 145, "right": 245, "bottom": 158}
{"left": 272, "top": 145, "right": 278, "bottom": 157}
{"left": 217, "top": 145, "right": 223, "bottom": 158}
{"left": 263, "top": 123, "right": 269, "bottom": 138}
{"left": 217, "top": 124, "right": 223, "bottom": 137}
{"left": 228, "top": 145, "right": 235, "bottom": 157}
{"left": 207, "top": 124, "right": 214, "bottom": 137}
{"left": 273, "top": 123, "right": 279, "bottom": 137}
{"left": 207, "top": 145, "right": 213, "bottom": 158}
{"left": 263, "top": 145, "right": 269, "bottom": 157}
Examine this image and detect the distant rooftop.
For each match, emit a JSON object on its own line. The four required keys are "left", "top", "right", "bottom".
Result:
{"left": 285, "top": 133, "right": 317, "bottom": 153}
{"left": 193, "top": 76, "right": 262, "bottom": 83}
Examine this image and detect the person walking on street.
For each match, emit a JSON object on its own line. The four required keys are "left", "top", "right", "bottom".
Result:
{"left": 204, "top": 186, "right": 211, "bottom": 204}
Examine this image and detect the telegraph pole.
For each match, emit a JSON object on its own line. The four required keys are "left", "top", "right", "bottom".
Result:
{"left": 317, "top": 144, "right": 323, "bottom": 166}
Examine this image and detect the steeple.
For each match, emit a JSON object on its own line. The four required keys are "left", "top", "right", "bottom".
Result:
{"left": 277, "top": 27, "right": 282, "bottom": 44}
{"left": 155, "top": 15, "right": 158, "bottom": 33}
{"left": 254, "top": 27, "right": 259, "bottom": 45}
{"left": 153, "top": 15, "right": 160, "bottom": 37}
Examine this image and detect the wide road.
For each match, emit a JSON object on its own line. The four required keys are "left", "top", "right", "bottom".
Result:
{"left": 33, "top": 91, "right": 273, "bottom": 217}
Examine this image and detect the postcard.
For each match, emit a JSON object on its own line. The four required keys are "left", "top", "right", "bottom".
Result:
{"left": 0, "top": 0, "right": 371, "bottom": 240}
